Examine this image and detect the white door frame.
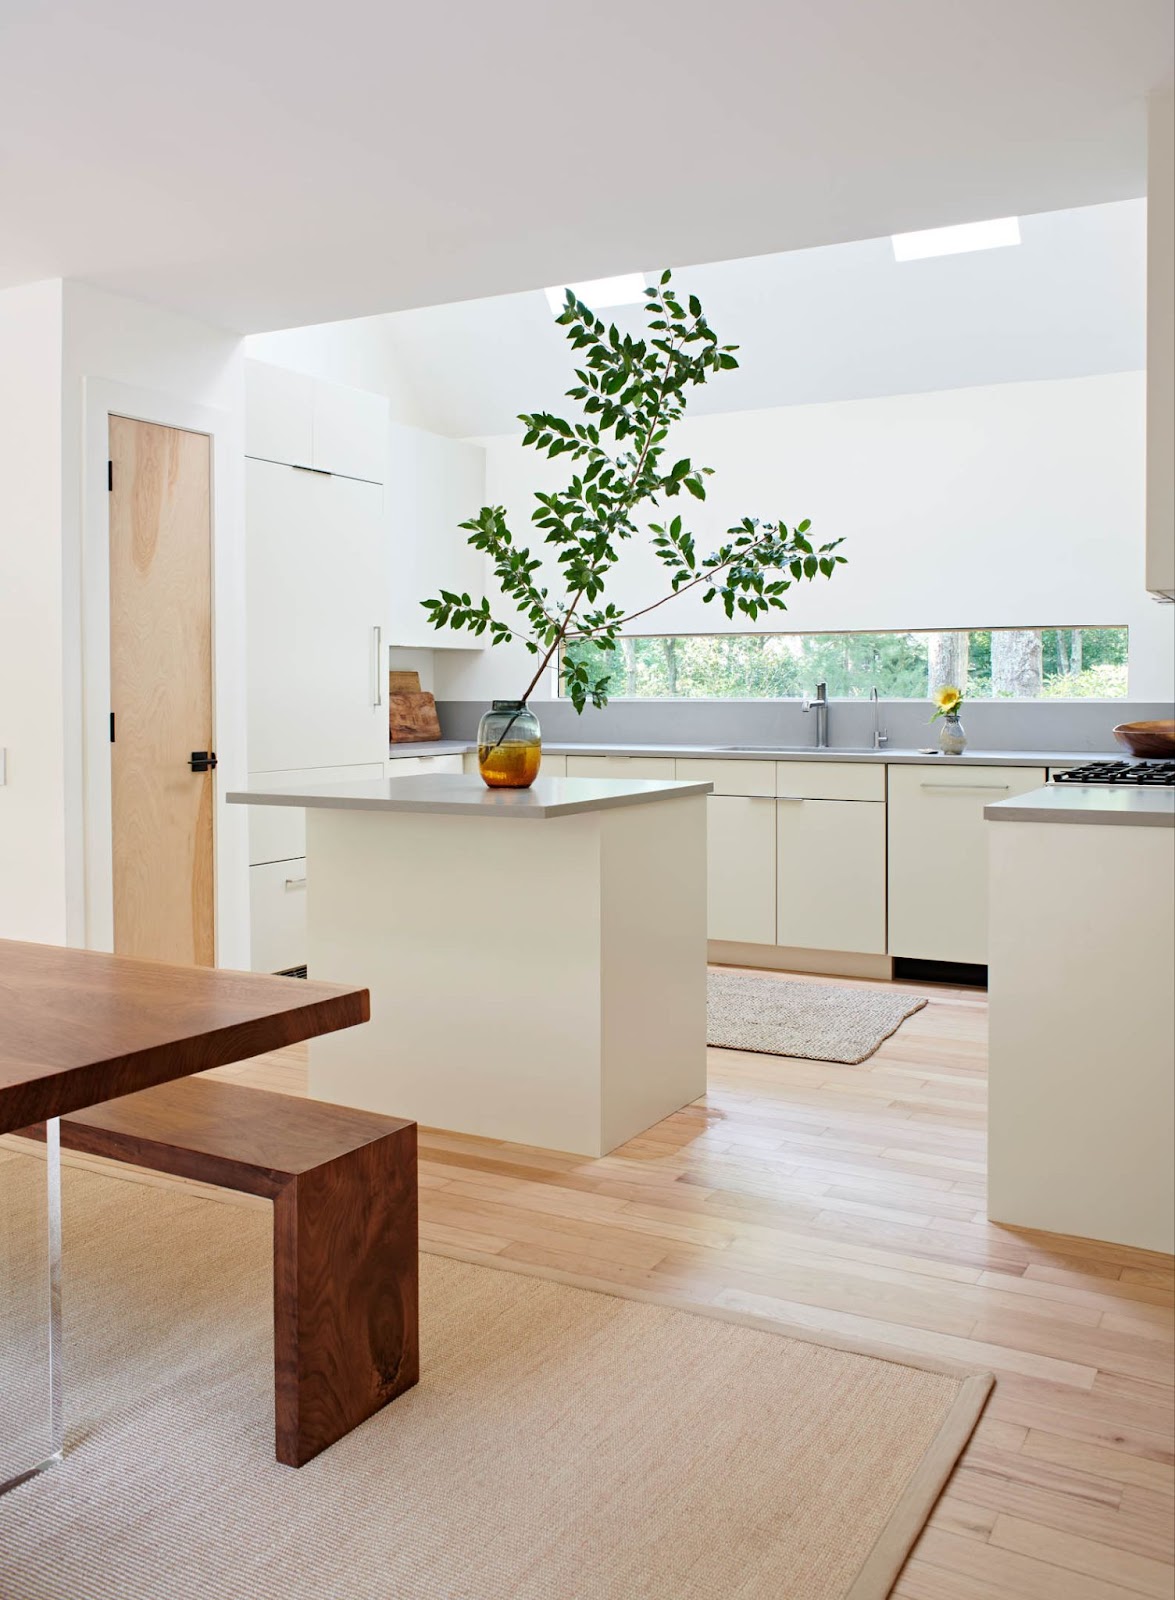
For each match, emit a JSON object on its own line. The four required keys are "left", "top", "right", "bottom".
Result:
{"left": 78, "top": 377, "right": 249, "bottom": 965}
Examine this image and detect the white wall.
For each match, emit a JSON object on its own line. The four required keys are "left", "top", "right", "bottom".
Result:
{"left": 434, "top": 372, "right": 1172, "bottom": 703}
{"left": 1147, "top": 89, "right": 1174, "bottom": 597}
{"left": 60, "top": 281, "right": 250, "bottom": 963}
{"left": 0, "top": 281, "right": 68, "bottom": 942}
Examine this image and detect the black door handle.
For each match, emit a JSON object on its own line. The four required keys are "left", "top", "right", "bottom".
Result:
{"left": 190, "top": 751, "right": 218, "bottom": 773}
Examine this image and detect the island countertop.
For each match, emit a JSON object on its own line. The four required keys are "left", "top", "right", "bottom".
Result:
{"left": 985, "top": 785, "right": 1175, "bottom": 828}
{"left": 228, "top": 773, "right": 713, "bottom": 819}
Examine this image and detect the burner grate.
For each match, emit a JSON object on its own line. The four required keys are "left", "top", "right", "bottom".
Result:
{"left": 1052, "top": 760, "right": 1175, "bottom": 786}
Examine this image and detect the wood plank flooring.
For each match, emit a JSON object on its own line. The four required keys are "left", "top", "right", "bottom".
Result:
{"left": 35, "top": 967, "right": 1175, "bottom": 1597}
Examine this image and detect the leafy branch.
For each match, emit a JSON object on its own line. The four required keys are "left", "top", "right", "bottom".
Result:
{"left": 422, "top": 271, "right": 847, "bottom": 711}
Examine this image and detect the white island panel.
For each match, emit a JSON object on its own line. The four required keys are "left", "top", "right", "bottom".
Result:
{"left": 296, "top": 785, "right": 708, "bottom": 1157}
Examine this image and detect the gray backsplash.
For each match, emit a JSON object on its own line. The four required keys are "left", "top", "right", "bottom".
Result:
{"left": 436, "top": 698, "right": 1175, "bottom": 753}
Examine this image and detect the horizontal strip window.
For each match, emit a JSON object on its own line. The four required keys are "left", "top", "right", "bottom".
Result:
{"left": 559, "top": 627, "right": 1128, "bottom": 702}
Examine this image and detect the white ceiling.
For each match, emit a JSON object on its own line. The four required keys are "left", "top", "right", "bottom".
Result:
{"left": 249, "top": 200, "right": 1146, "bottom": 436}
{"left": 0, "top": 0, "right": 1171, "bottom": 332}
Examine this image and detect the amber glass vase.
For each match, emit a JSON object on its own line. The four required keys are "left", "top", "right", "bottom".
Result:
{"left": 477, "top": 700, "right": 542, "bottom": 789}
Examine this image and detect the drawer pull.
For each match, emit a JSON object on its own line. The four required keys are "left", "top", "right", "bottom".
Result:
{"left": 776, "top": 795, "right": 807, "bottom": 802}
{"left": 919, "top": 783, "right": 1011, "bottom": 792}
{"left": 284, "top": 876, "right": 307, "bottom": 891}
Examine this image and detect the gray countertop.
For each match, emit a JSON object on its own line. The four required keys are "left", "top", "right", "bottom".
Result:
{"left": 388, "top": 740, "right": 1111, "bottom": 768}
{"left": 985, "top": 786, "right": 1175, "bottom": 829}
{"left": 228, "top": 774, "right": 713, "bottom": 820}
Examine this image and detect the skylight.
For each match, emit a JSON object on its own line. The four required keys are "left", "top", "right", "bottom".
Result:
{"left": 544, "top": 273, "right": 648, "bottom": 314}
{"left": 891, "top": 217, "right": 1021, "bottom": 262}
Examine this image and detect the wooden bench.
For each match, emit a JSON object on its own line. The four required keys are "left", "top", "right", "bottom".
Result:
{"left": 30, "top": 1076, "right": 418, "bottom": 1467}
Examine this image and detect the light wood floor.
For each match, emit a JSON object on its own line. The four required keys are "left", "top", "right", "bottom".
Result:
{"left": 99, "top": 969, "right": 1175, "bottom": 1596}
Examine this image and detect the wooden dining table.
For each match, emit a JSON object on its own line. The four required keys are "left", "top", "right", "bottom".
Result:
{"left": 0, "top": 938, "right": 369, "bottom": 1494}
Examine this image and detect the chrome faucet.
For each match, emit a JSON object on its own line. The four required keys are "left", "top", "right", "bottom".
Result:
{"left": 802, "top": 681, "right": 829, "bottom": 749}
{"left": 870, "top": 687, "right": 889, "bottom": 750}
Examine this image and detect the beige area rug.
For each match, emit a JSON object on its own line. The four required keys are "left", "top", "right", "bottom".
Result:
{"left": 0, "top": 1157, "right": 991, "bottom": 1600}
{"left": 708, "top": 970, "right": 928, "bottom": 1064}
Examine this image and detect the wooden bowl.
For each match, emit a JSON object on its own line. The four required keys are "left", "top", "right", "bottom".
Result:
{"left": 1112, "top": 719, "right": 1175, "bottom": 758}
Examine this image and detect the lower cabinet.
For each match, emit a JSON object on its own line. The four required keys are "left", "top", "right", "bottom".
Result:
{"left": 887, "top": 764, "right": 1047, "bottom": 964}
{"left": 777, "top": 799, "right": 887, "bottom": 954}
{"left": 250, "top": 858, "right": 307, "bottom": 974}
{"left": 565, "top": 754, "right": 677, "bottom": 780}
{"left": 388, "top": 752, "right": 464, "bottom": 777}
{"left": 706, "top": 796, "right": 777, "bottom": 944}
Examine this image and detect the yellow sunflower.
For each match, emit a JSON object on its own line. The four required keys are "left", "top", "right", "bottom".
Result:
{"left": 931, "top": 685, "right": 963, "bottom": 719}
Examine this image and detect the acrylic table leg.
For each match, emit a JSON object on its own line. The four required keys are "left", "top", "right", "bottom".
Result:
{"left": 0, "top": 1118, "right": 64, "bottom": 1495}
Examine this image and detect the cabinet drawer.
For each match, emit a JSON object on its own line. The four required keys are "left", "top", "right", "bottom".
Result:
{"left": 248, "top": 763, "right": 384, "bottom": 864}
{"left": 387, "top": 752, "right": 465, "bottom": 778}
{"left": 777, "top": 799, "right": 887, "bottom": 954}
{"left": 707, "top": 796, "right": 777, "bottom": 944}
{"left": 675, "top": 758, "right": 775, "bottom": 797}
{"left": 565, "top": 755, "right": 677, "bottom": 780}
{"left": 775, "top": 761, "right": 885, "bottom": 801}
{"left": 887, "top": 764, "right": 1046, "bottom": 964}
{"left": 250, "top": 858, "right": 307, "bottom": 974}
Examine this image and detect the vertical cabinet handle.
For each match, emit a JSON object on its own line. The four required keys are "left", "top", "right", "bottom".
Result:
{"left": 372, "top": 626, "right": 383, "bottom": 707}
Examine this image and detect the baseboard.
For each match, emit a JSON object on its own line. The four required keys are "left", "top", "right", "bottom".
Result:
{"left": 708, "top": 942, "right": 894, "bottom": 980}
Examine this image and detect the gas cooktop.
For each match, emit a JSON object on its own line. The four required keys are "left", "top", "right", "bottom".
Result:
{"left": 1051, "top": 760, "right": 1175, "bottom": 786}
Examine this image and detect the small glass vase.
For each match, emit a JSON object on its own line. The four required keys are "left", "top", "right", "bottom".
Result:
{"left": 477, "top": 700, "right": 542, "bottom": 789}
{"left": 938, "top": 712, "right": 967, "bottom": 756}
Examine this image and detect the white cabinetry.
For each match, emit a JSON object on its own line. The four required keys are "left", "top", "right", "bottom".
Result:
{"left": 246, "top": 460, "right": 387, "bottom": 774}
{"left": 245, "top": 362, "right": 390, "bottom": 973}
{"left": 777, "top": 798, "right": 886, "bottom": 954}
{"left": 887, "top": 764, "right": 1046, "bottom": 964}
{"left": 566, "top": 755, "right": 677, "bottom": 780}
{"left": 387, "top": 422, "right": 486, "bottom": 648}
{"left": 706, "top": 796, "right": 777, "bottom": 944}
{"left": 388, "top": 753, "right": 465, "bottom": 778}
{"left": 245, "top": 360, "right": 386, "bottom": 481}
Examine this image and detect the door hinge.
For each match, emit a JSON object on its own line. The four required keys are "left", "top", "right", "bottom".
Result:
{"left": 109, "top": 712, "right": 115, "bottom": 743}
{"left": 189, "top": 751, "right": 218, "bottom": 773}
{"left": 107, "top": 460, "right": 113, "bottom": 492}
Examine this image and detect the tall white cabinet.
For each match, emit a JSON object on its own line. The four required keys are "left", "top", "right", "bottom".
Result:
{"left": 245, "top": 361, "right": 390, "bottom": 971}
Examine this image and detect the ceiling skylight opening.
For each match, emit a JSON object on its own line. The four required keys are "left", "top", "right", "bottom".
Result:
{"left": 544, "top": 273, "right": 648, "bottom": 314}
{"left": 891, "top": 217, "right": 1021, "bottom": 262}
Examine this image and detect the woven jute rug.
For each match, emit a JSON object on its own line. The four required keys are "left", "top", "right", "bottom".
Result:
{"left": 708, "top": 969, "right": 928, "bottom": 1064}
{"left": 0, "top": 1157, "right": 990, "bottom": 1600}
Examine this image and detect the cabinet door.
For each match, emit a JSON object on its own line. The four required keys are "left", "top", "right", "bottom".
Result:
{"left": 777, "top": 800, "right": 886, "bottom": 955}
{"left": 675, "top": 758, "right": 775, "bottom": 796}
{"left": 312, "top": 378, "right": 387, "bottom": 482}
{"left": 250, "top": 858, "right": 307, "bottom": 974}
{"left": 565, "top": 755, "right": 677, "bottom": 780}
{"left": 887, "top": 765, "right": 1046, "bottom": 963}
{"left": 245, "top": 360, "right": 313, "bottom": 468}
{"left": 387, "top": 753, "right": 465, "bottom": 777}
{"left": 247, "top": 461, "right": 387, "bottom": 773}
{"left": 707, "top": 796, "right": 777, "bottom": 944}
{"left": 247, "top": 762, "right": 384, "bottom": 865}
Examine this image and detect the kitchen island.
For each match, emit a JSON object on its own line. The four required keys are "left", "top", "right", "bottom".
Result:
{"left": 229, "top": 774, "right": 711, "bottom": 1157}
{"left": 985, "top": 784, "right": 1175, "bottom": 1252}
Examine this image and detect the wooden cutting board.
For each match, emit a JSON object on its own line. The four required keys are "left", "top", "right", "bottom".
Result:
{"left": 389, "top": 691, "right": 442, "bottom": 744}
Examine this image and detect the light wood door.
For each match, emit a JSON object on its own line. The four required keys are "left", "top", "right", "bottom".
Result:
{"left": 887, "top": 764, "right": 1046, "bottom": 964}
{"left": 109, "top": 416, "right": 214, "bottom": 965}
{"left": 706, "top": 796, "right": 777, "bottom": 943}
{"left": 777, "top": 799, "right": 887, "bottom": 954}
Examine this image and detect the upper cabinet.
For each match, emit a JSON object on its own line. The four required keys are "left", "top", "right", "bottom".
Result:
{"left": 386, "top": 422, "right": 487, "bottom": 649}
{"left": 245, "top": 360, "right": 387, "bottom": 482}
{"left": 1147, "top": 89, "right": 1174, "bottom": 599}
